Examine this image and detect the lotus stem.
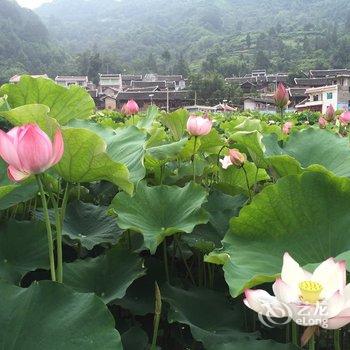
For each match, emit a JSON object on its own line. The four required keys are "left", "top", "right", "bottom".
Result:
{"left": 292, "top": 322, "right": 298, "bottom": 346}
{"left": 334, "top": 329, "right": 341, "bottom": 350}
{"left": 242, "top": 165, "right": 252, "bottom": 202}
{"left": 43, "top": 177, "right": 64, "bottom": 283}
{"left": 308, "top": 335, "right": 315, "bottom": 350}
{"left": 36, "top": 175, "right": 56, "bottom": 282}
{"left": 163, "top": 239, "right": 170, "bottom": 283}
{"left": 151, "top": 282, "right": 162, "bottom": 350}
{"left": 192, "top": 136, "right": 198, "bottom": 182}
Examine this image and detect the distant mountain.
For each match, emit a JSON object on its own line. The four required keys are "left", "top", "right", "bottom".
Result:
{"left": 35, "top": 0, "right": 350, "bottom": 74}
{"left": 0, "top": 0, "right": 73, "bottom": 83}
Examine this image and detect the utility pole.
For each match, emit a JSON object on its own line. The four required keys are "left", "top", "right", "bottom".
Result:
{"left": 166, "top": 88, "right": 169, "bottom": 113}
{"left": 194, "top": 91, "right": 197, "bottom": 106}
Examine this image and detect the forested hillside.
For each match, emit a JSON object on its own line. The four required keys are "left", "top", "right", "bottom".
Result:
{"left": 36, "top": 0, "right": 350, "bottom": 75}
{"left": 0, "top": 0, "right": 73, "bottom": 83}
{"left": 1, "top": 0, "right": 349, "bottom": 83}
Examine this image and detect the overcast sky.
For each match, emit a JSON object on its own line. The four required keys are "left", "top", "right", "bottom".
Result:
{"left": 16, "top": 0, "right": 52, "bottom": 9}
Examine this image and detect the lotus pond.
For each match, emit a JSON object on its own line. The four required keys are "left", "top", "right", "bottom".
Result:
{"left": 1, "top": 76, "right": 350, "bottom": 349}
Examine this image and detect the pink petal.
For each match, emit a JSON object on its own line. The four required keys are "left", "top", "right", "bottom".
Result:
{"left": 0, "top": 129, "right": 22, "bottom": 169}
{"left": 281, "top": 253, "right": 311, "bottom": 292}
{"left": 7, "top": 165, "right": 29, "bottom": 182}
{"left": 312, "top": 258, "right": 344, "bottom": 298}
{"left": 244, "top": 289, "right": 288, "bottom": 317}
{"left": 219, "top": 156, "right": 232, "bottom": 169}
{"left": 50, "top": 129, "right": 64, "bottom": 166}
{"left": 327, "top": 315, "right": 350, "bottom": 329}
{"left": 272, "top": 278, "right": 299, "bottom": 304}
{"left": 16, "top": 124, "right": 53, "bottom": 173}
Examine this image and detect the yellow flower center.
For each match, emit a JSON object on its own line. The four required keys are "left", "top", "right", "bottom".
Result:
{"left": 299, "top": 280, "right": 323, "bottom": 304}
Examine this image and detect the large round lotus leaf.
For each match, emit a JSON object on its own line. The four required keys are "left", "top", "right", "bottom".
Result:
{"left": 121, "top": 327, "right": 149, "bottom": 350}
{"left": 112, "top": 182, "right": 209, "bottom": 253}
{"left": 0, "top": 182, "right": 38, "bottom": 211}
{"left": 0, "top": 104, "right": 59, "bottom": 137}
{"left": 162, "top": 284, "right": 298, "bottom": 350}
{"left": 0, "top": 280, "right": 122, "bottom": 350}
{"left": 160, "top": 108, "right": 188, "bottom": 140}
{"left": 206, "top": 172, "right": 350, "bottom": 297}
{"left": 49, "top": 200, "right": 124, "bottom": 250}
{"left": 217, "top": 160, "right": 270, "bottom": 196}
{"left": 63, "top": 246, "right": 146, "bottom": 303}
{"left": 0, "top": 75, "right": 95, "bottom": 124}
{"left": 263, "top": 128, "right": 350, "bottom": 177}
{"left": 56, "top": 128, "right": 133, "bottom": 194}
{"left": 106, "top": 126, "right": 146, "bottom": 183}
{"left": 0, "top": 220, "right": 49, "bottom": 284}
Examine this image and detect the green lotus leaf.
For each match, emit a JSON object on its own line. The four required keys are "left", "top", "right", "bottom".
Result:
{"left": 106, "top": 126, "right": 146, "bottom": 183}
{"left": 146, "top": 138, "right": 187, "bottom": 161}
{"left": 137, "top": 105, "right": 159, "bottom": 131}
{"left": 0, "top": 104, "right": 59, "bottom": 137}
{"left": 0, "top": 75, "right": 95, "bottom": 125}
{"left": 56, "top": 128, "right": 133, "bottom": 194}
{"left": 162, "top": 284, "right": 297, "bottom": 350}
{"left": 206, "top": 172, "right": 350, "bottom": 297}
{"left": 217, "top": 161, "right": 270, "bottom": 196}
{"left": 160, "top": 108, "right": 188, "bottom": 141}
{"left": 0, "top": 280, "right": 122, "bottom": 349}
{"left": 63, "top": 246, "right": 145, "bottom": 303}
{"left": 121, "top": 327, "right": 149, "bottom": 350}
{"left": 199, "top": 128, "right": 225, "bottom": 154}
{"left": 52, "top": 200, "right": 124, "bottom": 250}
{"left": 0, "top": 220, "right": 49, "bottom": 284}
{"left": 112, "top": 182, "right": 209, "bottom": 253}
{"left": 264, "top": 128, "right": 350, "bottom": 177}
{"left": 233, "top": 118, "right": 262, "bottom": 132}
{"left": 0, "top": 181, "right": 38, "bottom": 211}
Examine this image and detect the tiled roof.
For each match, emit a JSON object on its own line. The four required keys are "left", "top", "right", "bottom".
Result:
{"left": 116, "top": 90, "right": 191, "bottom": 101}
{"left": 309, "top": 69, "right": 350, "bottom": 77}
{"left": 294, "top": 77, "right": 334, "bottom": 86}
{"left": 55, "top": 76, "right": 88, "bottom": 81}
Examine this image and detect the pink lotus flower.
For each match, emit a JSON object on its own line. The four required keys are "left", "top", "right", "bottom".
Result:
{"left": 318, "top": 117, "right": 327, "bottom": 129}
{"left": 325, "top": 105, "right": 335, "bottom": 122}
{"left": 274, "top": 83, "right": 289, "bottom": 110}
{"left": 339, "top": 111, "right": 350, "bottom": 125}
{"left": 244, "top": 253, "right": 350, "bottom": 329}
{"left": 0, "top": 124, "right": 64, "bottom": 182}
{"left": 220, "top": 149, "right": 246, "bottom": 169}
{"left": 282, "top": 122, "right": 293, "bottom": 135}
{"left": 122, "top": 99, "right": 139, "bottom": 115}
{"left": 186, "top": 114, "right": 212, "bottom": 136}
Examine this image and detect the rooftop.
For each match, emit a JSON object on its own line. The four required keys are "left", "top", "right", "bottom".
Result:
{"left": 55, "top": 76, "right": 88, "bottom": 81}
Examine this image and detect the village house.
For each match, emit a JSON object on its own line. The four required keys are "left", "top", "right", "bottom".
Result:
{"left": 121, "top": 75, "right": 143, "bottom": 89}
{"left": 295, "top": 75, "right": 350, "bottom": 113}
{"left": 55, "top": 76, "right": 89, "bottom": 87}
{"left": 243, "top": 96, "right": 276, "bottom": 112}
{"left": 9, "top": 74, "right": 49, "bottom": 83}
{"left": 225, "top": 70, "right": 288, "bottom": 94}
{"left": 98, "top": 74, "right": 122, "bottom": 94}
{"left": 104, "top": 90, "right": 191, "bottom": 111}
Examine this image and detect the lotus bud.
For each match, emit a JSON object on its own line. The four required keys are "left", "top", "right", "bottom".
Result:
{"left": 229, "top": 148, "right": 246, "bottom": 168}
{"left": 325, "top": 105, "right": 335, "bottom": 122}
{"left": 339, "top": 111, "right": 350, "bottom": 126}
{"left": 0, "top": 124, "right": 64, "bottom": 182}
{"left": 186, "top": 114, "right": 212, "bottom": 136}
{"left": 318, "top": 117, "right": 327, "bottom": 129}
{"left": 282, "top": 122, "right": 293, "bottom": 135}
{"left": 122, "top": 99, "right": 139, "bottom": 115}
{"left": 274, "top": 83, "right": 289, "bottom": 111}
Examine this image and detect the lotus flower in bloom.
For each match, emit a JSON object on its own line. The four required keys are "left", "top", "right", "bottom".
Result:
{"left": 282, "top": 122, "right": 293, "bottom": 135}
{"left": 220, "top": 149, "right": 246, "bottom": 169}
{"left": 186, "top": 114, "right": 212, "bottom": 136}
{"left": 274, "top": 83, "right": 289, "bottom": 110}
{"left": 0, "top": 124, "right": 64, "bottom": 182}
{"left": 318, "top": 117, "right": 327, "bottom": 129}
{"left": 325, "top": 105, "right": 335, "bottom": 122}
{"left": 122, "top": 99, "right": 139, "bottom": 115}
{"left": 244, "top": 253, "right": 350, "bottom": 329}
{"left": 339, "top": 111, "right": 350, "bottom": 126}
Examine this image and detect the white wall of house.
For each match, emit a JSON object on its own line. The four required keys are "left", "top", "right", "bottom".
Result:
{"left": 244, "top": 99, "right": 257, "bottom": 110}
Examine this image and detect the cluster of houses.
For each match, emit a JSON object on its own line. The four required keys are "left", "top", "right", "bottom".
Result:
{"left": 8, "top": 68, "right": 350, "bottom": 114}
{"left": 228, "top": 69, "right": 350, "bottom": 114}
